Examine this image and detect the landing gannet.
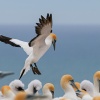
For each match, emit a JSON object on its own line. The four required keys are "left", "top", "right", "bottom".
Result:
{"left": 0, "top": 13, "right": 57, "bottom": 78}
{"left": 60, "top": 74, "right": 81, "bottom": 100}
{"left": 19, "top": 13, "right": 57, "bottom": 79}
{"left": 9, "top": 79, "right": 24, "bottom": 94}
{"left": 80, "top": 80, "right": 94, "bottom": 97}
{"left": 42, "top": 83, "right": 54, "bottom": 100}
{"left": 93, "top": 71, "right": 100, "bottom": 96}
{"left": 1, "top": 85, "right": 15, "bottom": 100}
{"left": 25, "top": 79, "right": 42, "bottom": 95}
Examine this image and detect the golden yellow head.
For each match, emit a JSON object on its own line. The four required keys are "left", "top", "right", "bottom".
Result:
{"left": 14, "top": 92, "right": 26, "bottom": 100}
{"left": 43, "top": 83, "right": 55, "bottom": 92}
{"left": 93, "top": 96, "right": 100, "bottom": 100}
{"left": 60, "top": 74, "right": 73, "bottom": 89}
{"left": 1, "top": 85, "right": 11, "bottom": 95}
{"left": 50, "top": 33, "right": 57, "bottom": 40}
{"left": 94, "top": 71, "right": 100, "bottom": 80}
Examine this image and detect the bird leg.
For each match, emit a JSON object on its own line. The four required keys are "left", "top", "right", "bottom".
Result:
{"left": 30, "top": 64, "right": 37, "bottom": 74}
{"left": 19, "top": 69, "right": 25, "bottom": 80}
{"left": 34, "top": 63, "right": 41, "bottom": 75}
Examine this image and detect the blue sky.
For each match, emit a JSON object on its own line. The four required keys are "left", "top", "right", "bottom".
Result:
{"left": 0, "top": 0, "right": 100, "bottom": 25}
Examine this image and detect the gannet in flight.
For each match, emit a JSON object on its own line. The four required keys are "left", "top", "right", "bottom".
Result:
{"left": 19, "top": 13, "right": 57, "bottom": 79}
{"left": 0, "top": 13, "right": 57, "bottom": 78}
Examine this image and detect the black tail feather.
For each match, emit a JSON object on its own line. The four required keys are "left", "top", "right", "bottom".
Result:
{"left": 19, "top": 69, "right": 25, "bottom": 80}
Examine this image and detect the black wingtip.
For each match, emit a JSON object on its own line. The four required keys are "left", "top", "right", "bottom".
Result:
{"left": 0, "top": 35, "right": 21, "bottom": 47}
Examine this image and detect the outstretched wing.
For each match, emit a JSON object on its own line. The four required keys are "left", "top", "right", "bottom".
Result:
{"left": 0, "top": 35, "right": 21, "bottom": 47}
{"left": 28, "top": 13, "right": 52, "bottom": 47}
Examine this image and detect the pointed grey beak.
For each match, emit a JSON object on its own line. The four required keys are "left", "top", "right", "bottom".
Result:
{"left": 52, "top": 40, "right": 56, "bottom": 51}
{"left": 51, "top": 90, "right": 54, "bottom": 98}
{"left": 70, "top": 80, "right": 79, "bottom": 91}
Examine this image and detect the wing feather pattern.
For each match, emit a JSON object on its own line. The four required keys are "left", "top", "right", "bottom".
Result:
{"left": 29, "top": 13, "right": 52, "bottom": 47}
{"left": 0, "top": 35, "right": 21, "bottom": 47}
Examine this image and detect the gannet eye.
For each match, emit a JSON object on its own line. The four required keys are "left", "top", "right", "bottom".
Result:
{"left": 50, "top": 30, "right": 52, "bottom": 33}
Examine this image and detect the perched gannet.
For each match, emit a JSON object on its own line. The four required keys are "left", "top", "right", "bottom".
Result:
{"left": 1, "top": 85, "right": 15, "bottom": 100}
{"left": 0, "top": 71, "right": 14, "bottom": 79}
{"left": 93, "top": 71, "right": 100, "bottom": 96}
{"left": 42, "top": 83, "right": 54, "bottom": 100}
{"left": 76, "top": 90, "right": 93, "bottom": 100}
{"left": 19, "top": 13, "right": 57, "bottom": 79}
{"left": 60, "top": 74, "right": 81, "bottom": 100}
{"left": 25, "top": 79, "right": 42, "bottom": 95}
{"left": 14, "top": 92, "right": 47, "bottom": 100}
{"left": 93, "top": 96, "right": 100, "bottom": 100}
{"left": 9, "top": 79, "right": 24, "bottom": 94}
{"left": 80, "top": 80, "right": 94, "bottom": 97}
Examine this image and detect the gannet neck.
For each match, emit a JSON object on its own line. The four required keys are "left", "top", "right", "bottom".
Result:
{"left": 45, "top": 35, "right": 53, "bottom": 46}
{"left": 94, "top": 78, "right": 99, "bottom": 93}
{"left": 63, "top": 84, "right": 77, "bottom": 100}
{"left": 43, "top": 89, "right": 52, "bottom": 100}
{"left": 64, "top": 84, "right": 76, "bottom": 94}
{"left": 42, "top": 83, "right": 54, "bottom": 100}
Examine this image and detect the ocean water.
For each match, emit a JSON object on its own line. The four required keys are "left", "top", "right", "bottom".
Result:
{"left": 0, "top": 24, "right": 100, "bottom": 97}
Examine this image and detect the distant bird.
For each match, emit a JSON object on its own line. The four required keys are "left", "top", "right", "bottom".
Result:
{"left": 9, "top": 79, "right": 24, "bottom": 94}
{"left": 0, "top": 71, "right": 14, "bottom": 79}
{"left": 0, "top": 13, "right": 57, "bottom": 79}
